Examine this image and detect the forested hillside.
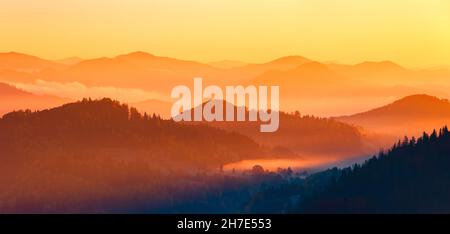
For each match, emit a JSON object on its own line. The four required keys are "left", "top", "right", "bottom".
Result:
{"left": 297, "top": 126, "right": 450, "bottom": 213}
{"left": 0, "top": 98, "right": 267, "bottom": 212}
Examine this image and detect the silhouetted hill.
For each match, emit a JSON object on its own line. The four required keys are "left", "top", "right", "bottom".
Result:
{"left": 116, "top": 51, "right": 215, "bottom": 71}
{"left": 0, "top": 98, "right": 264, "bottom": 167}
{"left": 2, "top": 52, "right": 449, "bottom": 118}
{"left": 337, "top": 94, "right": 450, "bottom": 136}
{"left": 266, "top": 56, "right": 312, "bottom": 66}
{"left": 214, "top": 112, "right": 372, "bottom": 157}
{"left": 297, "top": 126, "right": 450, "bottom": 213}
{"left": 0, "top": 52, "right": 65, "bottom": 72}
{"left": 329, "top": 61, "right": 409, "bottom": 80}
{"left": 238, "top": 55, "right": 312, "bottom": 73}
{"left": 0, "top": 82, "right": 67, "bottom": 116}
{"left": 252, "top": 61, "right": 335, "bottom": 85}
{"left": 249, "top": 61, "right": 347, "bottom": 98}
{"left": 179, "top": 100, "right": 376, "bottom": 158}
{"left": 341, "top": 94, "right": 450, "bottom": 120}
{"left": 353, "top": 61, "right": 406, "bottom": 73}
{"left": 0, "top": 98, "right": 272, "bottom": 212}
{"left": 40, "top": 51, "right": 220, "bottom": 90}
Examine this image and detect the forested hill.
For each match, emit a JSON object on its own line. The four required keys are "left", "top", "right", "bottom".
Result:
{"left": 0, "top": 98, "right": 264, "bottom": 167}
{"left": 183, "top": 100, "right": 374, "bottom": 157}
{"left": 0, "top": 98, "right": 274, "bottom": 212}
{"left": 297, "top": 126, "right": 450, "bottom": 213}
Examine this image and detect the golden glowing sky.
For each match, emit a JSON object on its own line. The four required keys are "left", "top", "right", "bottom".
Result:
{"left": 1, "top": 0, "right": 449, "bottom": 68}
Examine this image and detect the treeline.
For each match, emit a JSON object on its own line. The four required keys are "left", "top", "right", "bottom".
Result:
{"left": 297, "top": 126, "right": 450, "bottom": 213}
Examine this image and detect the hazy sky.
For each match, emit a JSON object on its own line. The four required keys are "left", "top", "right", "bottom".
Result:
{"left": 1, "top": 0, "right": 449, "bottom": 68}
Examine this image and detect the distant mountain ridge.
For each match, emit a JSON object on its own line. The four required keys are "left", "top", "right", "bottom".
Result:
{"left": 336, "top": 94, "right": 450, "bottom": 141}
{"left": 0, "top": 82, "right": 67, "bottom": 116}
{"left": 0, "top": 52, "right": 65, "bottom": 72}
{"left": 1, "top": 51, "right": 450, "bottom": 118}
{"left": 340, "top": 94, "right": 450, "bottom": 120}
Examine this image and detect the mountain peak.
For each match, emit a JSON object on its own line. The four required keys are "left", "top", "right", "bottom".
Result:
{"left": 0, "top": 51, "right": 40, "bottom": 59}
{"left": 0, "top": 52, "right": 64, "bottom": 71}
{"left": 1, "top": 51, "right": 26, "bottom": 56}
{"left": 342, "top": 94, "right": 450, "bottom": 121}
{"left": 120, "top": 51, "right": 155, "bottom": 58}
{"left": 355, "top": 60, "right": 405, "bottom": 71}
{"left": 268, "top": 55, "right": 311, "bottom": 65}
{"left": 394, "top": 94, "right": 449, "bottom": 105}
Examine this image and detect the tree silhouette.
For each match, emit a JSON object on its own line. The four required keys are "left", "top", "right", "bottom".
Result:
{"left": 297, "top": 126, "right": 450, "bottom": 213}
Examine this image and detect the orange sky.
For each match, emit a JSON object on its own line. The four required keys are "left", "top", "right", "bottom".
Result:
{"left": 0, "top": 0, "right": 449, "bottom": 68}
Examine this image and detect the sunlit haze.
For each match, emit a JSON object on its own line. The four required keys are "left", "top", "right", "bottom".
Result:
{"left": 1, "top": 0, "right": 449, "bottom": 68}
